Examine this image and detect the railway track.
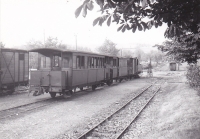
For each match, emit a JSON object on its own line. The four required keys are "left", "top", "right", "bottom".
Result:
{"left": 0, "top": 98, "right": 54, "bottom": 120}
{"left": 64, "top": 82, "right": 161, "bottom": 139}
{"left": 0, "top": 86, "right": 95, "bottom": 120}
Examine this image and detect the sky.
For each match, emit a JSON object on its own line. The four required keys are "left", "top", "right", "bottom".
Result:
{"left": 0, "top": 0, "right": 168, "bottom": 53}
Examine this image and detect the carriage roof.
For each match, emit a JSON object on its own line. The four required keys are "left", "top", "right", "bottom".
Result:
{"left": 29, "top": 48, "right": 118, "bottom": 58}
{"left": 0, "top": 48, "right": 28, "bottom": 52}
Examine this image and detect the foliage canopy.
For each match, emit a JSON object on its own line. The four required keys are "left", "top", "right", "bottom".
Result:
{"left": 0, "top": 42, "right": 5, "bottom": 48}
{"left": 26, "top": 37, "right": 68, "bottom": 49}
{"left": 75, "top": 0, "right": 200, "bottom": 63}
{"left": 98, "top": 39, "right": 120, "bottom": 56}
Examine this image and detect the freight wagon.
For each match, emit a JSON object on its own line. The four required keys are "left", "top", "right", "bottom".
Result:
{"left": 0, "top": 48, "right": 29, "bottom": 94}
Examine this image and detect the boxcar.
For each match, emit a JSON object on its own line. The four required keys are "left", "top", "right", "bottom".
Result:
{"left": 0, "top": 48, "right": 29, "bottom": 94}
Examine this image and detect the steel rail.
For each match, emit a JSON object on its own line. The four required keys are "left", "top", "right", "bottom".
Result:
{"left": 0, "top": 98, "right": 53, "bottom": 119}
{"left": 76, "top": 84, "right": 153, "bottom": 139}
{"left": 115, "top": 86, "right": 161, "bottom": 139}
{"left": 0, "top": 87, "right": 91, "bottom": 119}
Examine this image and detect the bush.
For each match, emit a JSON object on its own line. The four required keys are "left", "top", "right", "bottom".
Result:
{"left": 186, "top": 65, "right": 200, "bottom": 89}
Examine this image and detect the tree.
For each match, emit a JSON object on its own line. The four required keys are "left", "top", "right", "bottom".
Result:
{"left": 154, "top": 40, "right": 198, "bottom": 63}
{"left": 0, "top": 42, "right": 5, "bottom": 48}
{"left": 26, "top": 37, "right": 68, "bottom": 49}
{"left": 45, "top": 37, "right": 68, "bottom": 49}
{"left": 122, "top": 49, "right": 134, "bottom": 58}
{"left": 26, "top": 40, "right": 43, "bottom": 49}
{"left": 26, "top": 37, "right": 68, "bottom": 68}
{"left": 133, "top": 48, "right": 146, "bottom": 62}
{"left": 75, "top": 0, "right": 200, "bottom": 63}
{"left": 150, "top": 50, "right": 164, "bottom": 64}
{"left": 98, "top": 39, "right": 120, "bottom": 56}
{"left": 76, "top": 46, "right": 92, "bottom": 52}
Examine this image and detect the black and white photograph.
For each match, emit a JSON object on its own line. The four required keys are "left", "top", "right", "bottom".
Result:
{"left": 0, "top": 0, "right": 200, "bottom": 139}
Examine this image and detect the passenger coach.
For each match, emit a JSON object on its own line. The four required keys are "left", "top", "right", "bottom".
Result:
{"left": 29, "top": 48, "right": 142, "bottom": 98}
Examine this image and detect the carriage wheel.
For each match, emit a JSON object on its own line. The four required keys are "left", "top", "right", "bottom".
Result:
{"left": 63, "top": 90, "right": 73, "bottom": 98}
{"left": 107, "top": 80, "right": 112, "bottom": 86}
{"left": 80, "top": 87, "right": 83, "bottom": 91}
{"left": 50, "top": 92, "right": 56, "bottom": 98}
{"left": 7, "top": 87, "right": 15, "bottom": 95}
{"left": 92, "top": 85, "right": 96, "bottom": 91}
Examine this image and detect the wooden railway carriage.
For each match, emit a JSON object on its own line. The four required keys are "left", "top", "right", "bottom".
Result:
{"left": 29, "top": 48, "right": 116, "bottom": 97}
{"left": 0, "top": 48, "right": 29, "bottom": 94}
{"left": 118, "top": 58, "right": 129, "bottom": 79}
{"left": 118, "top": 57, "right": 140, "bottom": 80}
{"left": 29, "top": 48, "right": 142, "bottom": 98}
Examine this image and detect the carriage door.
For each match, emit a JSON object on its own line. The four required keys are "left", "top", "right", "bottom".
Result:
{"left": 117, "top": 58, "right": 119, "bottom": 77}
{"left": 39, "top": 55, "right": 51, "bottom": 86}
{"left": 19, "top": 53, "right": 25, "bottom": 82}
{"left": 105, "top": 57, "right": 110, "bottom": 79}
{"left": 110, "top": 57, "right": 113, "bottom": 79}
{"left": 129, "top": 58, "right": 133, "bottom": 75}
{"left": 50, "top": 54, "right": 63, "bottom": 87}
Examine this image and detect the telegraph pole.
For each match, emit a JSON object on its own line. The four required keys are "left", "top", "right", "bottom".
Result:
{"left": 0, "top": 0, "right": 1, "bottom": 43}
{"left": 43, "top": 29, "right": 46, "bottom": 47}
{"left": 75, "top": 34, "right": 77, "bottom": 50}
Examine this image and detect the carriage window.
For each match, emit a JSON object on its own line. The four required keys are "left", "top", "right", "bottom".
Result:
{"left": 102, "top": 58, "right": 104, "bottom": 68}
{"left": 63, "top": 56, "right": 70, "bottom": 68}
{"left": 113, "top": 59, "right": 116, "bottom": 67}
{"left": 81, "top": 56, "right": 85, "bottom": 68}
{"left": 105, "top": 57, "right": 108, "bottom": 64}
{"left": 76, "top": 56, "right": 85, "bottom": 69}
{"left": 99, "top": 58, "right": 101, "bottom": 68}
{"left": 117, "top": 59, "right": 119, "bottom": 67}
{"left": 40, "top": 56, "right": 51, "bottom": 68}
{"left": 41, "top": 56, "right": 45, "bottom": 68}
{"left": 106, "top": 57, "right": 111, "bottom": 64}
{"left": 46, "top": 57, "right": 51, "bottom": 68}
{"left": 77, "top": 56, "right": 80, "bottom": 69}
{"left": 102, "top": 58, "right": 105, "bottom": 67}
{"left": 91, "top": 57, "right": 94, "bottom": 68}
{"left": 88, "top": 57, "right": 91, "bottom": 68}
{"left": 73, "top": 56, "right": 76, "bottom": 68}
{"left": 53, "top": 55, "right": 60, "bottom": 67}
{"left": 94, "top": 58, "right": 96, "bottom": 68}
{"left": 110, "top": 58, "right": 113, "bottom": 66}
{"left": 96, "top": 58, "right": 98, "bottom": 68}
